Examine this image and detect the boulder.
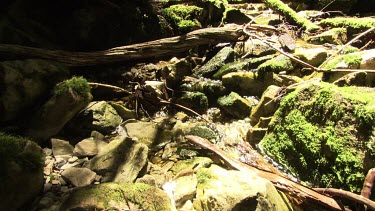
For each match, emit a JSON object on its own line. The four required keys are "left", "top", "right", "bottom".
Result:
{"left": 193, "top": 47, "right": 235, "bottom": 78}
{"left": 250, "top": 85, "right": 281, "bottom": 126}
{"left": 194, "top": 165, "right": 291, "bottom": 211}
{"left": 217, "top": 92, "right": 253, "bottom": 119}
{"left": 306, "top": 28, "right": 347, "bottom": 45}
{"left": 59, "top": 182, "right": 173, "bottom": 211}
{"left": 88, "top": 136, "right": 148, "bottom": 183}
{"left": 26, "top": 76, "right": 92, "bottom": 142}
{"left": 222, "top": 8, "right": 251, "bottom": 25}
{"left": 73, "top": 137, "right": 108, "bottom": 157}
{"left": 0, "top": 133, "right": 44, "bottom": 211}
{"left": 173, "top": 174, "right": 198, "bottom": 208}
{"left": 294, "top": 47, "right": 328, "bottom": 67}
{"left": 176, "top": 91, "right": 209, "bottom": 114}
{"left": 259, "top": 82, "right": 375, "bottom": 192}
{"left": 51, "top": 138, "right": 74, "bottom": 160}
{"left": 258, "top": 55, "right": 295, "bottom": 76}
{"left": 61, "top": 167, "right": 96, "bottom": 187}
{"left": 179, "top": 78, "right": 227, "bottom": 102}
{"left": 222, "top": 71, "right": 266, "bottom": 96}
{"left": 0, "top": 59, "right": 69, "bottom": 123}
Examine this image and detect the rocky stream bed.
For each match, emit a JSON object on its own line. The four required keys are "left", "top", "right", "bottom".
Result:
{"left": 1, "top": 0, "right": 375, "bottom": 211}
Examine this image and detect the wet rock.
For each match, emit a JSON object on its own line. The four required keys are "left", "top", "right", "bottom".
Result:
{"left": 51, "top": 138, "right": 74, "bottom": 160}
{"left": 179, "top": 78, "right": 227, "bottom": 101}
{"left": 73, "top": 137, "right": 108, "bottom": 157}
{"left": 193, "top": 47, "right": 235, "bottom": 78}
{"left": 88, "top": 136, "right": 148, "bottom": 183}
{"left": 194, "top": 165, "right": 291, "bottom": 211}
{"left": 294, "top": 47, "right": 328, "bottom": 67}
{"left": 59, "top": 182, "right": 174, "bottom": 211}
{"left": 0, "top": 59, "right": 69, "bottom": 123}
{"left": 26, "top": 77, "right": 92, "bottom": 142}
{"left": 217, "top": 92, "right": 253, "bottom": 119}
{"left": 61, "top": 167, "right": 96, "bottom": 187}
{"left": 250, "top": 85, "right": 281, "bottom": 126}
{"left": 186, "top": 125, "right": 219, "bottom": 143}
{"left": 175, "top": 91, "right": 209, "bottom": 114}
{"left": 234, "top": 39, "right": 277, "bottom": 57}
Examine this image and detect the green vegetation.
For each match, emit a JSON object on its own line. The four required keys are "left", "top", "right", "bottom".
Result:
{"left": 319, "top": 17, "right": 375, "bottom": 31}
{"left": 176, "top": 91, "right": 208, "bottom": 113}
{"left": 197, "top": 168, "right": 216, "bottom": 185}
{"left": 53, "top": 76, "right": 91, "bottom": 98}
{"left": 217, "top": 92, "right": 252, "bottom": 119}
{"left": 0, "top": 132, "right": 44, "bottom": 178}
{"left": 260, "top": 82, "right": 375, "bottom": 192}
{"left": 161, "top": 5, "right": 203, "bottom": 33}
{"left": 257, "top": 55, "right": 294, "bottom": 76}
{"left": 324, "top": 52, "right": 362, "bottom": 69}
{"left": 187, "top": 125, "right": 218, "bottom": 141}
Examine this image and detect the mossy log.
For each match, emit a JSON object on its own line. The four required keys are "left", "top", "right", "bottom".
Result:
{"left": 262, "top": 0, "right": 319, "bottom": 32}
{"left": 0, "top": 24, "right": 244, "bottom": 66}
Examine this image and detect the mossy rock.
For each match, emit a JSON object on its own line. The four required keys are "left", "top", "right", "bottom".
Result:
{"left": 161, "top": 5, "right": 203, "bottom": 34}
{"left": 0, "top": 132, "right": 44, "bottom": 210}
{"left": 259, "top": 82, "right": 375, "bottom": 192}
{"left": 59, "top": 182, "right": 173, "bottom": 211}
{"left": 217, "top": 92, "right": 253, "bottom": 119}
{"left": 54, "top": 76, "right": 91, "bottom": 99}
{"left": 222, "top": 7, "right": 251, "bottom": 25}
{"left": 319, "top": 17, "right": 375, "bottom": 36}
{"left": 257, "top": 55, "right": 295, "bottom": 78}
{"left": 179, "top": 78, "right": 227, "bottom": 102}
{"left": 175, "top": 91, "right": 208, "bottom": 114}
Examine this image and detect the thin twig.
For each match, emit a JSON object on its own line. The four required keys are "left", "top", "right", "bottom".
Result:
{"left": 319, "top": 26, "right": 375, "bottom": 69}
{"left": 243, "top": 22, "right": 319, "bottom": 71}
{"left": 88, "top": 82, "right": 132, "bottom": 95}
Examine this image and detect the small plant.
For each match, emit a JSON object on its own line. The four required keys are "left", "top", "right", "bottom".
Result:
{"left": 54, "top": 76, "right": 91, "bottom": 97}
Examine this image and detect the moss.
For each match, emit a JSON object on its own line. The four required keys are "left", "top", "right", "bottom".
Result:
{"left": 257, "top": 55, "right": 294, "bottom": 76}
{"left": 324, "top": 52, "right": 362, "bottom": 69}
{"left": 54, "top": 76, "right": 91, "bottom": 98}
{"left": 0, "top": 132, "right": 43, "bottom": 179}
{"left": 120, "top": 182, "right": 172, "bottom": 210}
{"left": 320, "top": 17, "right": 375, "bottom": 31}
{"left": 161, "top": 5, "right": 203, "bottom": 33}
{"left": 260, "top": 82, "right": 375, "bottom": 192}
{"left": 197, "top": 168, "right": 216, "bottom": 185}
{"left": 217, "top": 92, "right": 252, "bottom": 119}
{"left": 263, "top": 0, "right": 319, "bottom": 32}
{"left": 176, "top": 91, "right": 208, "bottom": 113}
{"left": 187, "top": 125, "right": 218, "bottom": 141}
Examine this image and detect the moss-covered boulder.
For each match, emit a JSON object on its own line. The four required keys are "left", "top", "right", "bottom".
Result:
{"left": 179, "top": 78, "right": 227, "bottom": 102}
{"left": 306, "top": 28, "right": 347, "bottom": 45}
{"left": 59, "top": 182, "right": 173, "bottom": 211}
{"left": 0, "top": 133, "right": 44, "bottom": 211}
{"left": 257, "top": 55, "right": 295, "bottom": 78}
{"left": 259, "top": 82, "right": 375, "bottom": 192}
{"left": 161, "top": 5, "right": 203, "bottom": 34}
{"left": 217, "top": 92, "right": 253, "bottom": 119}
{"left": 319, "top": 17, "right": 375, "bottom": 37}
{"left": 175, "top": 91, "right": 209, "bottom": 114}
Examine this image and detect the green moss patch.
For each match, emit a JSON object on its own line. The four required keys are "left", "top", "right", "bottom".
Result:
{"left": 324, "top": 52, "right": 362, "bottom": 69}
{"left": 260, "top": 82, "right": 375, "bottom": 192}
{"left": 320, "top": 17, "right": 375, "bottom": 31}
{"left": 161, "top": 5, "right": 203, "bottom": 33}
{"left": 54, "top": 76, "right": 91, "bottom": 98}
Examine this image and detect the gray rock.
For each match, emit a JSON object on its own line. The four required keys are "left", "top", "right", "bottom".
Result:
{"left": 193, "top": 47, "right": 235, "bottom": 77}
{"left": 73, "top": 137, "right": 108, "bottom": 157}
{"left": 51, "top": 138, "right": 74, "bottom": 159}
{"left": 88, "top": 136, "right": 148, "bottom": 183}
{"left": 0, "top": 59, "right": 69, "bottom": 123}
{"left": 173, "top": 175, "right": 197, "bottom": 208}
{"left": 61, "top": 167, "right": 96, "bottom": 187}
{"left": 120, "top": 120, "right": 163, "bottom": 147}
{"left": 234, "top": 39, "right": 276, "bottom": 57}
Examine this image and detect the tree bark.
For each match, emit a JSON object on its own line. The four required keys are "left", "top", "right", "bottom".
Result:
{"left": 0, "top": 24, "right": 244, "bottom": 66}
{"left": 185, "top": 135, "right": 343, "bottom": 211}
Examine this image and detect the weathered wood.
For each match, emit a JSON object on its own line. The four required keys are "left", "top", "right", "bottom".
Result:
{"left": 0, "top": 25, "right": 244, "bottom": 66}
{"left": 185, "top": 135, "right": 343, "bottom": 211}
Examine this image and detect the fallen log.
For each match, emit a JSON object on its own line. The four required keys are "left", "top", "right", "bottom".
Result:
{"left": 0, "top": 24, "right": 244, "bottom": 66}
{"left": 185, "top": 135, "right": 343, "bottom": 211}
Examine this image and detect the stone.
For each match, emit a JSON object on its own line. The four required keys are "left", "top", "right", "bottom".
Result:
{"left": 194, "top": 165, "right": 291, "bottom": 211}
{"left": 250, "top": 85, "right": 281, "bottom": 126}
{"left": 306, "top": 28, "right": 347, "bottom": 45}
{"left": 80, "top": 101, "right": 123, "bottom": 134}
{"left": 222, "top": 8, "right": 251, "bottom": 25}
{"left": 88, "top": 136, "right": 148, "bottom": 183}
{"left": 51, "top": 138, "right": 74, "bottom": 159}
{"left": 61, "top": 167, "right": 96, "bottom": 187}
{"left": 258, "top": 55, "right": 295, "bottom": 75}
{"left": 222, "top": 71, "right": 266, "bottom": 97}
{"left": 324, "top": 49, "right": 375, "bottom": 73}
{"left": 217, "top": 92, "right": 253, "bottom": 119}
{"left": 120, "top": 120, "right": 163, "bottom": 147}
{"left": 26, "top": 77, "right": 92, "bottom": 142}
{"left": 173, "top": 175, "right": 198, "bottom": 208}
{"left": 333, "top": 71, "right": 367, "bottom": 87}
{"left": 73, "top": 137, "right": 108, "bottom": 157}
{"left": 193, "top": 47, "right": 235, "bottom": 78}
{"left": 0, "top": 59, "right": 69, "bottom": 123}
{"left": 59, "top": 182, "right": 174, "bottom": 211}
{"left": 234, "top": 39, "right": 276, "bottom": 57}
{"left": 38, "top": 196, "right": 55, "bottom": 209}
{"left": 294, "top": 47, "right": 328, "bottom": 67}
{"left": 176, "top": 91, "right": 209, "bottom": 114}
{"left": 246, "top": 127, "right": 268, "bottom": 145}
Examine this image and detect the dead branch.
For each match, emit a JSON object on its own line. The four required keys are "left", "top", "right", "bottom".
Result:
{"left": 0, "top": 24, "right": 244, "bottom": 66}
{"left": 185, "top": 135, "right": 343, "bottom": 211}
{"left": 362, "top": 168, "right": 375, "bottom": 199}
{"left": 88, "top": 82, "right": 132, "bottom": 95}
{"left": 315, "top": 188, "right": 375, "bottom": 211}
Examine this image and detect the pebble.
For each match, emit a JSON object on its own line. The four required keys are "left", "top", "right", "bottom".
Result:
{"left": 68, "top": 156, "right": 79, "bottom": 163}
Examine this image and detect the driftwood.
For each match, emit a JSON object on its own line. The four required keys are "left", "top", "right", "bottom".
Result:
{"left": 185, "top": 135, "right": 343, "bottom": 210}
{"left": 0, "top": 24, "right": 244, "bottom": 66}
